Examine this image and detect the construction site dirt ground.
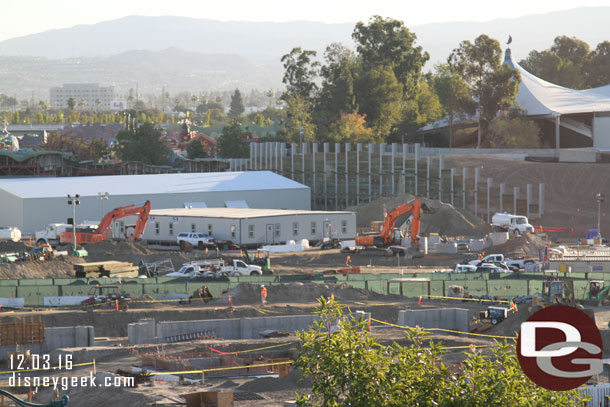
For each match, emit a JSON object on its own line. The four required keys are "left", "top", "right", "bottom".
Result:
{"left": 16, "top": 297, "right": 610, "bottom": 407}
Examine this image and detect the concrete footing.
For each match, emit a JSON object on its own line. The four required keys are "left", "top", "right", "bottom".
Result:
{"left": 397, "top": 308, "right": 469, "bottom": 333}
{"left": 45, "top": 326, "right": 94, "bottom": 350}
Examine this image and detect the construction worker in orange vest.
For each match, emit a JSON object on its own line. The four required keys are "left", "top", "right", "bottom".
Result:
{"left": 261, "top": 285, "right": 268, "bottom": 306}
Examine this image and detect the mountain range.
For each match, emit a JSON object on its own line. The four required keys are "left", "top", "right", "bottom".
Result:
{"left": 1, "top": 7, "right": 609, "bottom": 100}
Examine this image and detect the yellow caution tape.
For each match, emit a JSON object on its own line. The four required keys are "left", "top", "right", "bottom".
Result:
{"left": 369, "top": 318, "right": 516, "bottom": 340}
{"left": 147, "top": 360, "right": 293, "bottom": 376}
{"left": 0, "top": 361, "right": 94, "bottom": 375}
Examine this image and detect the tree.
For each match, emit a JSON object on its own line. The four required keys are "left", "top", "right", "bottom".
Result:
{"left": 186, "top": 139, "right": 208, "bottom": 159}
{"left": 355, "top": 65, "right": 403, "bottom": 139}
{"left": 486, "top": 114, "right": 542, "bottom": 148}
{"left": 449, "top": 34, "right": 520, "bottom": 147}
{"left": 67, "top": 97, "right": 76, "bottom": 110}
{"left": 295, "top": 298, "right": 585, "bottom": 407}
{"left": 520, "top": 36, "right": 590, "bottom": 89}
{"left": 315, "top": 43, "right": 358, "bottom": 134}
{"left": 217, "top": 121, "right": 249, "bottom": 158}
{"left": 433, "top": 63, "right": 474, "bottom": 147}
{"left": 586, "top": 41, "right": 610, "bottom": 87}
{"left": 281, "top": 47, "right": 320, "bottom": 101}
{"left": 115, "top": 122, "right": 171, "bottom": 165}
{"left": 352, "top": 15, "right": 429, "bottom": 99}
{"left": 283, "top": 93, "right": 316, "bottom": 143}
{"left": 229, "top": 89, "right": 245, "bottom": 118}
{"left": 327, "top": 113, "right": 378, "bottom": 143}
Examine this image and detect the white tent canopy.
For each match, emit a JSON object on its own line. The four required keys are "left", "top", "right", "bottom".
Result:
{"left": 505, "top": 48, "right": 610, "bottom": 116}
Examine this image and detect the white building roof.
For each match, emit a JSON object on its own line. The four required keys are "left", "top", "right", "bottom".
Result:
{"left": 149, "top": 208, "right": 353, "bottom": 219}
{"left": 0, "top": 171, "right": 307, "bottom": 199}
{"left": 505, "top": 48, "right": 610, "bottom": 116}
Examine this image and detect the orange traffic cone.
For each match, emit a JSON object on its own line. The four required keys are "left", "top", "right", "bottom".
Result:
{"left": 228, "top": 296, "right": 233, "bottom": 308}
{"left": 115, "top": 299, "right": 119, "bottom": 311}
{"left": 330, "top": 293, "right": 334, "bottom": 301}
{"left": 417, "top": 296, "right": 422, "bottom": 306}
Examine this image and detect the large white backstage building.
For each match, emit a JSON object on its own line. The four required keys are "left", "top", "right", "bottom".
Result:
{"left": 0, "top": 171, "right": 325, "bottom": 234}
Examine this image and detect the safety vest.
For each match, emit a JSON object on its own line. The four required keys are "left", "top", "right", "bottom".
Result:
{"left": 261, "top": 287, "right": 267, "bottom": 297}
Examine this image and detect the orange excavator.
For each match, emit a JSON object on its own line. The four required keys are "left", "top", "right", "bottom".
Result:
{"left": 60, "top": 200, "right": 151, "bottom": 245}
{"left": 355, "top": 197, "right": 424, "bottom": 256}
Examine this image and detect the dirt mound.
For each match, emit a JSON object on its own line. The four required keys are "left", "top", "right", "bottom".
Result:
{"left": 485, "top": 233, "right": 547, "bottom": 258}
{"left": 0, "top": 256, "right": 76, "bottom": 279}
{"left": 0, "top": 240, "right": 32, "bottom": 253}
{"left": 85, "top": 240, "right": 154, "bottom": 262}
{"left": 236, "top": 368, "right": 310, "bottom": 392}
{"left": 213, "top": 282, "right": 391, "bottom": 305}
{"left": 348, "top": 194, "right": 490, "bottom": 237}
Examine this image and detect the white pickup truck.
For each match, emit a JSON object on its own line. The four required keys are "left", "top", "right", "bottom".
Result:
{"left": 166, "top": 259, "right": 224, "bottom": 277}
{"left": 468, "top": 254, "right": 534, "bottom": 270}
{"left": 218, "top": 259, "right": 262, "bottom": 276}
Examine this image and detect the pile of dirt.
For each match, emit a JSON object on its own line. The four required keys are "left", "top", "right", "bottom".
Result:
{"left": 349, "top": 194, "right": 491, "bottom": 237}
{"left": 0, "top": 240, "right": 32, "bottom": 253}
{"left": 84, "top": 240, "right": 155, "bottom": 262}
{"left": 0, "top": 256, "right": 76, "bottom": 279}
{"left": 485, "top": 233, "right": 547, "bottom": 258}
{"left": 213, "top": 282, "right": 392, "bottom": 305}
{"left": 236, "top": 368, "right": 310, "bottom": 392}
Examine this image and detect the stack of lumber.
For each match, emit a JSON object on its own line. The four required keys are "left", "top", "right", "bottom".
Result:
{"left": 74, "top": 261, "right": 138, "bottom": 278}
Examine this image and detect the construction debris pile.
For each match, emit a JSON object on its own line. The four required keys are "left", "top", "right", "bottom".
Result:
{"left": 485, "top": 233, "right": 548, "bottom": 258}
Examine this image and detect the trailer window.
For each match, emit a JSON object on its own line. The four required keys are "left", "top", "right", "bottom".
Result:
{"left": 191, "top": 223, "right": 196, "bottom": 232}
{"left": 155, "top": 223, "right": 160, "bottom": 235}
{"left": 169, "top": 223, "right": 173, "bottom": 236}
{"left": 292, "top": 222, "right": 299, "bottom": 236}
{"left": 341, "top": 220, "right": 347, "bottom": 234}
{"left": 231, "top": 225, "right": 236, "bottom": 239}
{"left": 248, "top": 224, "right": 254, "bottom": 238}
{"left": 275, "top": 223, "right": 280, "bottom": 237}
{"left": 311, "top": 221, "right": 317, "bottom": 235}
{"left": 208, "top": 224, "right": 213, "bottom": 235}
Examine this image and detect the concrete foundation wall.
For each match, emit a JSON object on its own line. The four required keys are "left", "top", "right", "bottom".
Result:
{"left": 397, "top": 308, "right": 469, "bottom": 333}
{"left": 44, "top": 296, "right": 89, "bottom": 306}
{"left": 45, "top": 326, "right": 94, "bottom": 350}
{"left": 130, "top": 315, "right": 318, "bottom": 344}
{"left": 127, "top": 319, "right": 157, "bottom": 345}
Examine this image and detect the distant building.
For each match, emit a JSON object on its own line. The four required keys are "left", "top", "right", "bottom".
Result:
{"left": 50, "top": 84, "right": 114, "bottom": 110}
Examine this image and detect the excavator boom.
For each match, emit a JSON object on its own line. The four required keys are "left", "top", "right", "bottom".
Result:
{"left": 60, "top": 200, "right": 151, "bottom": 245}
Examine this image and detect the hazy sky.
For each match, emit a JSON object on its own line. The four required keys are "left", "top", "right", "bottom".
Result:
{"left": 3, "top": 0, "right": 608, "bottom": 42}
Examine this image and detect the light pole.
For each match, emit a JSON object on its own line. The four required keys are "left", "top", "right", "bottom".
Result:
{"left": 98, "top": 192, "right": 109, "bottom": 220}
{"left": 596, "top": 193, "right": 605, "bottom": 233}
{"left": 67, "top": 194, "right": 80, "bottom": 250}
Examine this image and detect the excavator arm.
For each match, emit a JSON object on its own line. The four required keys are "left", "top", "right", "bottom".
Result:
{"left": 60, "top": 201, "right": 151, "bottom": 245}
{"left": 96, "top": 200, "right": 151, "bottom": 242}
{"left": 379, "top": 198, "right": 421, "bottom": 245}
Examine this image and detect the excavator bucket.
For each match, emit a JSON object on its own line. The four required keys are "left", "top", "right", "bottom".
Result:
{"left": 420, "top": 203, "right": 436, "bottom": 214}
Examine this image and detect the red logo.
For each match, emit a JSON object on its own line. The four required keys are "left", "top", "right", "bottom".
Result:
{"left": 516, "top": 305, "right": 602, "bottom": 391}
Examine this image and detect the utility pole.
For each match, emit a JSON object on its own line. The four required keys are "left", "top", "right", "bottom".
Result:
{"left": 67, "top": 194, "right": 80, "bottom": 251}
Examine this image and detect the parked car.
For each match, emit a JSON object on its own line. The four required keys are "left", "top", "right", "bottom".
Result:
{"left": 476, "top": 263, "right": 510, "bottom": 273}
{"left": 446, "top": 264, "right": 477, "bottom": 273}
{"left": 491, "top": 262, "right": 519, "bottom": 273}
{"left": 176, "top": 233, "right": 216, "bottom": 250}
